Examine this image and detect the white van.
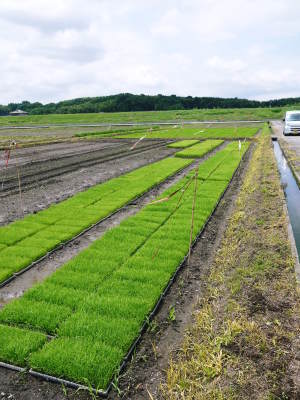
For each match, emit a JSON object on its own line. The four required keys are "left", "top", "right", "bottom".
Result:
{"left": 283, "top": 111, "right": 300, "bottom": 136}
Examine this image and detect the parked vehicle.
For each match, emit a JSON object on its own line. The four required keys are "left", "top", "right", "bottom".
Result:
{"left": 283, "top": 111, "right": 300, "bottom": 135}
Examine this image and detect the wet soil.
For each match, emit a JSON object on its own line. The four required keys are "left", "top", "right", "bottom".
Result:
{"left": 0, "top": 143, "right": 253, "bottom": 399}
{"left": 0, "top": 139, "right": 175, "bottom": 225}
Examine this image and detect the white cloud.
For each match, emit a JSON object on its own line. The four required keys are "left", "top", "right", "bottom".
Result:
{"left": 0, "top": 0, "right": 300, "bottom": 103}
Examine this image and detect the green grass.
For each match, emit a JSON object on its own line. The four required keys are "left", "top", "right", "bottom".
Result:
{"left": 175, "top": 140, "right": 223, "bottom": 158}
{"left": 0, "top": 140, "right": 250, "bottom": 389}
{"left": 0, "top": 105, "right": 297, "bottom": 127}
{"left": 0, "top": 156, "right": 193, "bottom": 283}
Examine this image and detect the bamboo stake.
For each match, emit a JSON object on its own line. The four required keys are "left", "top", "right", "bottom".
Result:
{"left": 13, "top": 142, "right": 24, "bottom": 216}
{"left": 188, "top": 166, "right": 199, "bottom": 265}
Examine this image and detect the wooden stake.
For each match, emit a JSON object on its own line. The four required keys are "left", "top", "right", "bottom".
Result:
{"left": 188, "top": 166, "right": 199, "bottom": 265}
{"left": 15, "top": 159, "right": 23, "bottom": 215}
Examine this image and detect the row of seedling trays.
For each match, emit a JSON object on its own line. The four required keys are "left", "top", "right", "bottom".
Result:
{"left": 0, "top": 140, "right": 249, "bottom": 395}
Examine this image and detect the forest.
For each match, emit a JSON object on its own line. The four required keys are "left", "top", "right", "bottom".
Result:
{"left": 1, "top": 93, "right": 300, "bottom": 115}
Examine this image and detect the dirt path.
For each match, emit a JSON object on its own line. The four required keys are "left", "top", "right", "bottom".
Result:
{"left": 0, "top": 140, "right": 175, "bottom": 225}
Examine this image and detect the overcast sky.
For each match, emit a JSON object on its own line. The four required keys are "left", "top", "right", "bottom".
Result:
{"left": 1, "top": 0, "right": 300, "bottom": 104}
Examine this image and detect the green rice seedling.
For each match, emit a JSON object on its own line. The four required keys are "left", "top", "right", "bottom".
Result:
{"left": 24, "top": 282, "right": 89, "bottom": 311}
{"left": 0, "top": 268, "right": 14, "bottom": 283}
{"left": 100, "top": 279, "right": 160, "bottom": 301}
{"left": 0, "top": 254, "right": 32, "bottom": 273}
{"left": 116, "top": 126, "right": 259, "bottom": 140}
{"left": 48, "top": 270, "right": 102, "bottom": 291}
{"left": 58, "top": 313, "right": 140, "bottom": 352}
{"left": 29, "top": 337, "right": 123, "bottom": 389}
{"left": 11, "top": 220, "right": 46, "bottom": 235}
{"left": 112, "top": 268, "right": 170, "bottom": 292}
{"left": 63, "top": 256, "right": 119, "bottom": 276}
{"left": 196, "top": 180, "right": 228, "bottom": 198}
{"left": 0, "top": 244, "right": 7, "bottom": 252}
{"left": 0, "top": 299, "right": 72, "bottom": 334}
{"left": 9, "top": 246, "right": 46, "bottom": 262}
{"left": 0, "top": 226, "right": 33, "bottom": 246}
{"left": 168, "top": 140, "right": 199, "bottom": 148}
{"left": 52, "top": 223, "right": 86, "bottom": 237}
{"left": 175, "top": 140, "right": 224, "bottom": 158}
{"left": 54, "top": 218, "right": 91, "bottom": 229}
{"left": 81, "top": 294, "right": 153, "bottom": 323}
{"left": 30, "top": 213, "right": 60, "bottom": 225}
{"left": 0, "top": 324, "right": 46, "bottom": 366}
{"left": 17, "top": 236, "right": 61, "bottom": 252}
{"left": 41, "top": 226, "right": 77, "bottom": 243}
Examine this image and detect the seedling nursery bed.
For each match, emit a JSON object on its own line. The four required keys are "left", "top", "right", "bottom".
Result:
{"left": 0, "top": 140, "right": 248, "bottom": 397}
{"left": 0, "top": 156, "right": 194, "bottom": 286}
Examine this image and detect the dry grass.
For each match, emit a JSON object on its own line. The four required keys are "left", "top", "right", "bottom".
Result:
{"left": 161, "top": 128, "right": 300, "bottom": 399}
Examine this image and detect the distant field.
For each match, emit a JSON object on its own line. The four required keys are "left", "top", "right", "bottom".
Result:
{"left": 0, "top": 105, "right": 299, "bottom": 126}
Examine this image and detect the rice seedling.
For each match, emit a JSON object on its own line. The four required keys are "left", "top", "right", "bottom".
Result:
{"left": 0, "top": 324, "right": 47, "bottom": 366}
{"left": 29, "top": 337, "right": 123, "bottom": 389}
{"left": 167, "top": 140, "right": 199, "bottom": 148}
{"left": 175, "top": 140, "right": 224, "bottom": 158}
{"left": 116, "top": 126, "right": 259, "bottom": 140}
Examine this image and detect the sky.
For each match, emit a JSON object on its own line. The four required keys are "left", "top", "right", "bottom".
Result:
{"left": 1, "top": 0, "right": 300, "bottom": 104}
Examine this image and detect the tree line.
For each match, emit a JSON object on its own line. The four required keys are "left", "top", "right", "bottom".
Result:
{"left": 1, "top": 93, "right": 300, "bottom": 116}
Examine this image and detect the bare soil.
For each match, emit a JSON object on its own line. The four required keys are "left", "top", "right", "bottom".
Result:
{"left": 0, "top": 143, "right": 252, "bottom": 399}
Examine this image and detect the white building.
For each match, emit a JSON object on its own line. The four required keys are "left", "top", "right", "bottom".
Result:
{"left": 9, "top": 109, "right": 28, "bottom": 116}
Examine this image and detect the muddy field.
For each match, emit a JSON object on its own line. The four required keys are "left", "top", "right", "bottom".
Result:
{"left": 0, "top": 139, "right": 252, "bottom": 399}
{"left": 0, "top": 138, "right": 176, "bottom": 225}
